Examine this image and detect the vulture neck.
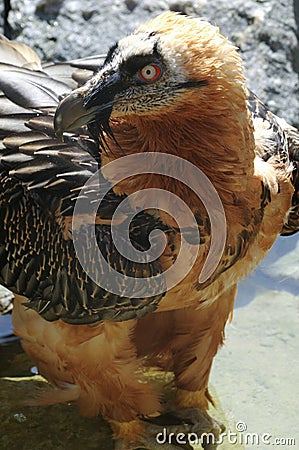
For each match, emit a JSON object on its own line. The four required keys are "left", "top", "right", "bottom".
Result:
{"left": 102, "top": 105, "right": 255, "bottom": 201}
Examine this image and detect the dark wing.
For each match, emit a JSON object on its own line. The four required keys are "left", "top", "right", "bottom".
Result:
{"left": 248, "top": 91, "right": 299, "bottom": 236}
{"left": 0, "top": 37, "right": 165, "bottom": 324}
{"left": 280, "top": 127, "right": 299, "bottom": 235}
{"left": 43, "top": 54, "right": 106, "bottom": 88}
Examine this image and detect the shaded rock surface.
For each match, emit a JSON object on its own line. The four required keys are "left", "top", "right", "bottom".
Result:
{"left": 3, "top": 0, "right": 299, "bottom": 127}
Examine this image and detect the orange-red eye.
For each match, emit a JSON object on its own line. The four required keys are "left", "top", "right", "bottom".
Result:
{"left": 137, "top": 64, "right": 162, "bottom": 83}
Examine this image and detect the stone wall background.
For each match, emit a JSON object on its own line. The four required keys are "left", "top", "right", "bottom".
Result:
{"left": 0, "top": 0, "right": 298, "bottom": 127}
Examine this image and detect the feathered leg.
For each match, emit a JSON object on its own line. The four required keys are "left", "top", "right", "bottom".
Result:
{"left": 171, "top": 287, "right": 235, "bottom": 404}
{"left": 163, "top": 286, "right": 237, "bottom": 448}
{"left": 133, "top": 286, "right": 236, "bottom": 449}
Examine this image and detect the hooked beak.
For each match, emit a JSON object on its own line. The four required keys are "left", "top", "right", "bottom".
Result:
{"left": 54, "top": 72, "right": 123, "bottom": 140}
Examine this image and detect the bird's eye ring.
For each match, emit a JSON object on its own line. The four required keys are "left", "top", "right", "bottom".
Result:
{"left": 137, "top": 64, "right": 162, "bottom": 83}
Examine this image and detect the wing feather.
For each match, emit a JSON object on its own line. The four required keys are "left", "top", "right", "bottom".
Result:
{"left": 0, "top": 35, "right": 42, "bottom": 70}
{"left": 0, "top": 65, "right": 71, "bottom": 108}
{"left": 249, "top": 91, "right": 299, "bottom": 235}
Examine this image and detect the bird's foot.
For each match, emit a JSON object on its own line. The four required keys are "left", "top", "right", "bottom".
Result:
{"left": 113, "top": 408, "right": 224, "bottom": 450}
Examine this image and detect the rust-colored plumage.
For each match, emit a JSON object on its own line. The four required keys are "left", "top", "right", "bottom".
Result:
{"left": 0, "top": 12, "right": 298, "bottom": 449}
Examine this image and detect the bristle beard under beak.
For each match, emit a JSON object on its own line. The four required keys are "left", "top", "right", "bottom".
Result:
{"left": 83, "top": 72, "right": 123, "bottom": 154}
{"left": 88, "top": 116, "right": 120, "bottom": 156}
